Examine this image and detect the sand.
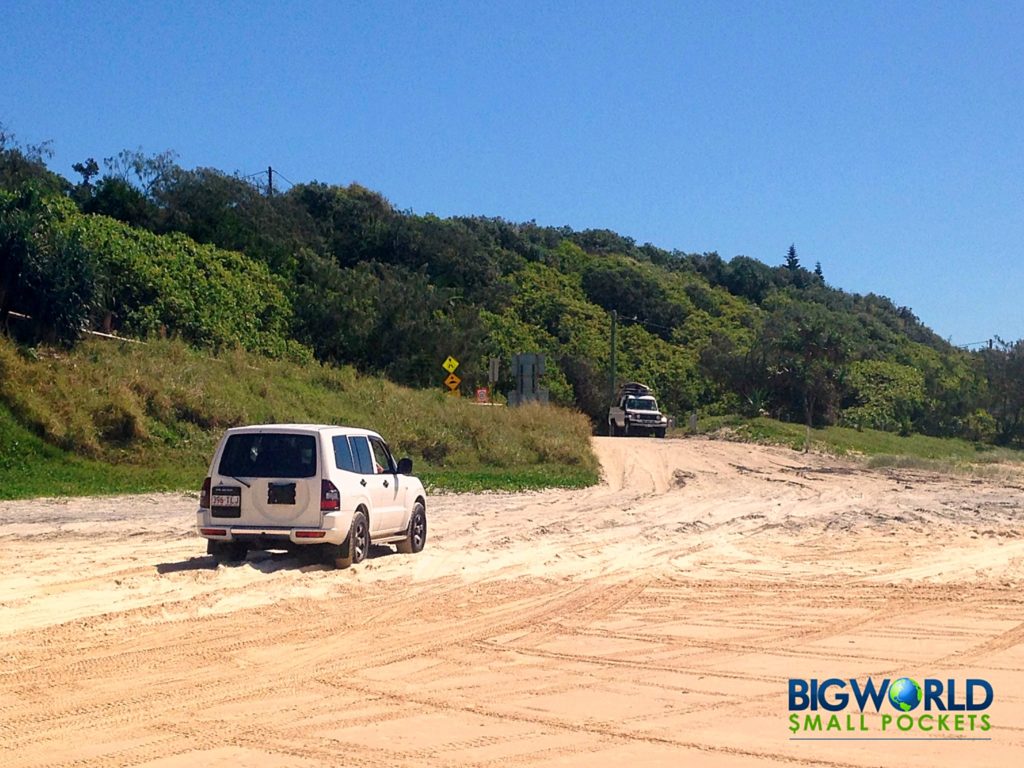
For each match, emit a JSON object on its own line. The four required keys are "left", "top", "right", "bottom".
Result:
{"left": 1, "top": 436, "right": 1022, "bottom": 766}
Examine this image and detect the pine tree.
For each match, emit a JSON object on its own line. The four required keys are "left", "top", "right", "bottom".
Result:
{"left": 814, "top": 261, "right": 823, "bottom": 281}
{"left": 785, "top": 244, "right": 800, "bottom": 271}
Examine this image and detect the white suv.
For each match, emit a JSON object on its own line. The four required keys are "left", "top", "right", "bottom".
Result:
{"left": 196, "top": 424, "right": 427, "bottom": 568}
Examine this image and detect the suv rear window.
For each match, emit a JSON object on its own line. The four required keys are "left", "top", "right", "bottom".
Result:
{"left": 219, "top": 433, "right": 317, "bottom": 478}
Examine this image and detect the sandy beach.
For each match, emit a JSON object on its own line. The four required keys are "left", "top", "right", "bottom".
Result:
{"left": 1, "top": 436, "right": 1022, "bottom": 767}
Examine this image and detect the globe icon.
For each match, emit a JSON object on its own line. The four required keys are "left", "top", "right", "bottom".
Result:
{"left": 889, "top": 677, "right": 923, "bottom": 712}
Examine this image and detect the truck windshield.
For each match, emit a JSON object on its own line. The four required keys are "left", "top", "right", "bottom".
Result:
{"left": 626, "top": 397, "right": 658, "bottom": 410}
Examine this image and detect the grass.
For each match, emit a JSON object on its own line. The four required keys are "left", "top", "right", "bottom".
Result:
{"left": 0, "top": 337, "right": 600, "bottom": 500}
{"left": 693, "top": 414, "right": 1024, "bottom": 470}
{"left": 421, "top": 465, "right": 598, "bottom": 494}
{"left": 0, "top": 403, "right": 195, "bottom": 498}
{"left": 6, "top": 335, "right": 1018, "bottom": 500}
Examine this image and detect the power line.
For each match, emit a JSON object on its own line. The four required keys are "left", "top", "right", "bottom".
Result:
{"left": 615, "top": 314, "right": 677, "bottom": 334}
{"left": 273, "top": 170, "right": 296, "bottom": 189}
{"left": 243, "top": 166, "right": 297, "bottom": 195}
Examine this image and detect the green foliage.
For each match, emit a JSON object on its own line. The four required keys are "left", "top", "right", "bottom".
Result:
{"left": 581, "top": 257, "right": 691, "bottom": 336}
{"left": 901, "top": 342, "right": 981, "bottom": 436}
{"left": 724, "top": 255, "right": 774, "bottom": 303}
{"left": 975, "top": 339, "right": 1024, "bottom": 445}
{"left": 0, "top": 127, "right": 1015, "bottom": 448}
{"left": 785, "top": 243, "right": 800, "bottom": 271}
{"left": 0, "top": 124, "right": 66, "bottom": 194}
{"left": 842, "top": 360, "right": 926, "bottom": 434}
{"left": 1, "top": 184, "right": 299, "bottom": 357}
{"left": 72, "top": 215, "right": 297, "bottom": 354}
{"left": 292, "top": 256, "right": 487, "bottom": 386}
{"left": 616, "top": 323, "right": 704, "bottom": 416}
{"left": 963, "top": 409, "right": 998, "bottom": 443}
{"left": 758, "top": 297, "right": 850, "bottom": 426}
{"left": 0, "top": 189, "right": 95, "bottom": 345}
{"left": 84, "top": 176, "right": 155, "bottom": 228}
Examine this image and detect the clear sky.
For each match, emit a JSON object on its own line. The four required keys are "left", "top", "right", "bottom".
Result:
{"left": 3, "top": 1, "right": 1022, "bottom": 345}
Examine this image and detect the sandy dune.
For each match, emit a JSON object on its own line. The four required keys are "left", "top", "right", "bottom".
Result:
{"left": 1, "top": 437, "right": 1022, "bottom": 766}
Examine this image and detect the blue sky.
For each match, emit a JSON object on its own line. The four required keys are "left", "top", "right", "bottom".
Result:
{"left": 3, "top": 1, "right": 1022, "bottom": 344}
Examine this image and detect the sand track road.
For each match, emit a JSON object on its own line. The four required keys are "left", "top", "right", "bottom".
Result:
{"left": 1, "top": 437, "right": 1023, "bottom": 767}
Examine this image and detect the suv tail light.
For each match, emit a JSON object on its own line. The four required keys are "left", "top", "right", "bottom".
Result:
{"left": 200, "top": 477, "right": 211, "bottom": 509}
{"left": 321, "top": 479, "right": 340, "bottom": 511}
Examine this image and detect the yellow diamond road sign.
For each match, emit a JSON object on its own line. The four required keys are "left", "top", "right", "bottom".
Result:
{"left": 442, "top": 355, "right": 460, "bottom": 373}
{"left": 444, "top": 372, "right": 461, "bottom": 390}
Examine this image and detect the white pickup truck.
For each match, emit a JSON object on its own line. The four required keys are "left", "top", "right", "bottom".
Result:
{"left": 197, "top": 424, "right": 427, "bottom": 568}
{"left": 608, "top": 383, "right": 668, "bottom": 438}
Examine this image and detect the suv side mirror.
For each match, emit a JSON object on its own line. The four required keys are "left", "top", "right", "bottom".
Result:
{"left": 397, "top": 457, "right": 413, "bottom": 475}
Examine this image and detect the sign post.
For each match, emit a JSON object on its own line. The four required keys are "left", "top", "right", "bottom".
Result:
{"left": 442, "top": 355, "right": 460, "bottom": 396}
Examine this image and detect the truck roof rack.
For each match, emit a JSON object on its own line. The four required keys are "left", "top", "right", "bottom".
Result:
{"left": 617, "top": 382, "right": 653, "bottom": 397}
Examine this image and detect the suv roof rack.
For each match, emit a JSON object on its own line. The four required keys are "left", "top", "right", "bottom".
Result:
{"left": 617, "top": 382, "right": 653, "bottom": 397}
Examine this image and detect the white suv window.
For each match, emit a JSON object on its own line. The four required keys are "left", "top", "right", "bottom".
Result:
{"left": 369, "top": 437, "right": 394, "bottom": 474}
{"left": 348, "top": 436, "right": 376, "bottom": 475}
{"left": 332, "top": 435, "right": 357, "bottom": 472}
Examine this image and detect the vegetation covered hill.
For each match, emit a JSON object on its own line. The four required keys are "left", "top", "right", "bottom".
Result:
{"left": 0, "top": 336, "right": 597, "bottom": 499}
{"left": 2, "top": 125, "right": 1023, "bottom": 452}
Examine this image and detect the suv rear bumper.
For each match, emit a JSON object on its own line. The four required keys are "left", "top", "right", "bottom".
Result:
{"left": 196, "top": 510, "right": 352, "bottom": 546}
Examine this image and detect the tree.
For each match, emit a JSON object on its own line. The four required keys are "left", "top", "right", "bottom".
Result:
{"left": 0, "top": 189, "right": 95, "bottom": 345}
{"left": 70, "top": 158, "right": 101, "bottom": 208}
{"left": 785, "top": 243, "right": 800, "bottom": 271}
{"left": 842, "top": 360, "right": 925, "bottom": 433}
{"left": 977, "top": 338, "right": 1024, "bottom": 445}
{"left": 579, "top": 258, "right": 689, "bottom": 339}
{"left": 72, "top": 158, "right": 100, "bottom": 187}
{"left": 0, "top": 124, "right": 66, "bottom": 194}
{"left": 84, "top": 176, "right": 155, "bottom": 229}
{"left": 102, "top": 148, "right": 179, "bottom": 197}
{"left": 150, "top": 166, "right": 312, "bottom": 277}
{"left": 725, "top": 255, "right": 774, "bottom": 303}
{"left": 759, "top": 300, "right": 849, "bottom": 441}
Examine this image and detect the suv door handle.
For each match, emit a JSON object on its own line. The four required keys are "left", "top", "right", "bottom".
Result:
{"left": 382, "top": 479, "right": 389, "bottom": 488}
{"left": 360, "top": 479, "right": 367, "bottom": 487}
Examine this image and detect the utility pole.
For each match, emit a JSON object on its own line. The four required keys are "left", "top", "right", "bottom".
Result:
{"left": 267, "top": 166, "right": 274, "bottom": 197}
{"left": 609, "top": 309, "right": 617, "bottom": 404}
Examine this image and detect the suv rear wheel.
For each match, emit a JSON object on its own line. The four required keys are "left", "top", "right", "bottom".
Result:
{"left": 332, "top": 510, "right": 369, "bottom": 569}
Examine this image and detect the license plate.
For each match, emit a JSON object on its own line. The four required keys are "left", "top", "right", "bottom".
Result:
{"left": 212, "top": 494, "right": 241, "bottom": 506}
